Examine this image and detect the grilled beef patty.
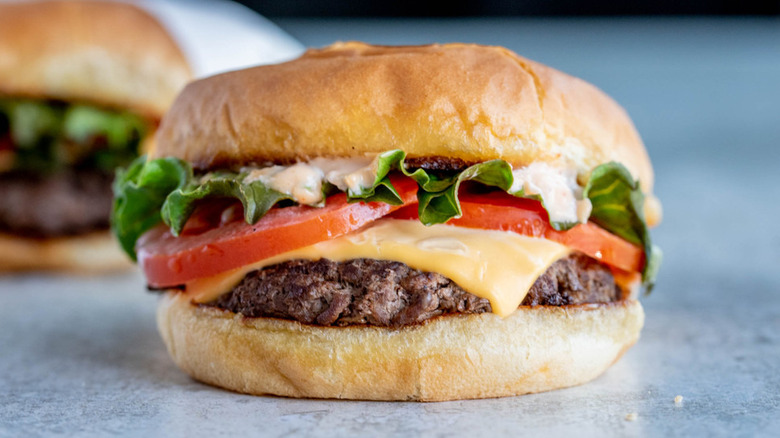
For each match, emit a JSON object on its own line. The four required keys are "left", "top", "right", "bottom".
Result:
{"left": 403, "top": 156, "right": 471, "bottom": 172}
{"left": 207, "top": 253, "right": 621, "bottom": 327}
{"left": 0, "top": 169, "right": 114, "bottom": 238}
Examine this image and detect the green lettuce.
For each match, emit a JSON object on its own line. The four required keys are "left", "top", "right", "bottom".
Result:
{"left": 111, "top": 152, "right": 660, "bottom": 288}
{"left": 351, "top": 150, "right": 515, "bottom": 224}
{"left": 348, "top": 150, "right": 580, "bottom": 230}
{"left": 583, "top": 162, "right": 662, "bottom": 290}
{"left": 111, "top": 157, "right": 303, "bottom": 258}
{"left": 63, "top": 105, "right": 146, "bottom": 150}
{"left": 0, "top": 100, "right": 62, "bottom": 171}
{"left": 0, "top": 99, "right": 147, "bottom": 172}
{"left": 111, "top": 157, "right": 190, "bottom": 259}
{"left": 0, "top": 100, "right": 61, "bottom": 148}
{"left": 162, "top": 171, "right": 297, "bottom": 236}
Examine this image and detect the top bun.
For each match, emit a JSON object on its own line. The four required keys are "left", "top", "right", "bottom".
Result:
{"left": 0, "top": 0, "right": 192, "bottom": 119}
{"left": 155, "top": 42, "right": 653, "bottom": 192}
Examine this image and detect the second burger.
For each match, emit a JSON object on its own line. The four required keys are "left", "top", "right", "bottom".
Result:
{"left": 0, "top": 0, "right": 192, "bottom": 272}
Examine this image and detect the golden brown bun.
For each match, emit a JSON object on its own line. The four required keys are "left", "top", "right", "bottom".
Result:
{"left": 0, "top": 0, "right": 192, "bottom": 119}
{"left": 155, "top": 42, "right": 653, "bottom": 192}
{"left": 0, "top": 231, "right": 131, "bottom": 273}
{"left": 157, "top": 292, "right": 644, "bottom": 401}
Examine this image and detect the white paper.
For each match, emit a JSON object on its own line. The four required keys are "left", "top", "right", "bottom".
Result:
{"left": 135, "top": 0, "right": 305, "bottom": 77}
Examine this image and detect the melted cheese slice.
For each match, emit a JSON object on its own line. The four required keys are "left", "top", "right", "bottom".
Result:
{"left": 187, "top": 219, "right": 570, "bottom": 317}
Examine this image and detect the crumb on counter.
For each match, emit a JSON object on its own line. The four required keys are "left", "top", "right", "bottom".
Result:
{"left": 625, "top": 412, "right": 638, "bottom": 422}
{"left": 674, "top": 395, "right": 684, "bottom": 405}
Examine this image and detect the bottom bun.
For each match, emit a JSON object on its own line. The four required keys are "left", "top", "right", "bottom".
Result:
{"left": 158, "top": 292, "right": 644, "bottom": 401}
{"left": 0, "top": 232, "right": 132, "bottom": 273}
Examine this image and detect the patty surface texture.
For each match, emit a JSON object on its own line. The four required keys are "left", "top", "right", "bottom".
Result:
{"left": 0, "top": 169, "right": 113, "bottom": 237}
{"left": 207, "top": 253, "right": 620, "bottom": 327}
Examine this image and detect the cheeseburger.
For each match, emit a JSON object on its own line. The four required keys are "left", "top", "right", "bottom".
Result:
{"left": 113, "top": 42, "right": 661, "bottom": 401}
{"left": 0, "top": 0, "right": 191, "bottom": 272}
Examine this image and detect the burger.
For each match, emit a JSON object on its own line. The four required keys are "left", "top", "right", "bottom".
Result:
{"left": 0, "top": 0, "right": 191, "bottom": 272}
{"left": 112, "top": 42, "right": 662, "bottom": 401}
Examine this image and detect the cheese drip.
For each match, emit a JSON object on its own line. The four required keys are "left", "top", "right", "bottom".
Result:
{"left": 186, "top": 219, "right": 570, "bottom": 317}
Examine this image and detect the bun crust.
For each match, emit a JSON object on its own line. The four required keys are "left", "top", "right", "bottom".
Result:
{"left": 0, "top": 231, "right": 131, "bottom": 273}
{"left": 0, "top": 0, "right": 192, "bottom": 119}
{"left": 157, "top": 292, "right": 644, "bottom": 401}
{"left": 154, "top": 42, "right": 653, "bottom": 192}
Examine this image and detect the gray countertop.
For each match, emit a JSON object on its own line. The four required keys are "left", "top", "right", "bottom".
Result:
{"left": 2, "top": 16, "right": 780, "bottom": 437}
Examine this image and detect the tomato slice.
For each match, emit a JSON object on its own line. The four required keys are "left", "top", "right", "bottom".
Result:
{"left": 140, "top": 176, "right": 643, "bottom": 287}
{"left": 138, "top": 177, "right": 419, "bottom": 287}
{"left": 391, "top": 191, "right": 644, "bottom": 273}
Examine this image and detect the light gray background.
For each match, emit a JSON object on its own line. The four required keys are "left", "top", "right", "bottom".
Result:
{"left": 2, "top": 16, "right": 779, "bottom": 437}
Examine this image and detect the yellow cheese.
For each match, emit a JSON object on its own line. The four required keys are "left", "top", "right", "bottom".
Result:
{"left": 187, "top": 219, "right": 570, "bottom": 317}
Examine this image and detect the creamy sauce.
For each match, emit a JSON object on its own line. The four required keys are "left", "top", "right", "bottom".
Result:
{"left": 310, "top": 156, "right": 376, "bottom": 193}
{"left": 510, "top": 162, "right": 591, "bottom": 224}
{"left": 242, "top": 157, "right": 378, "bottom": 205}
{"left": 242, "top": 156, "right": 593, "bottom": 225}
{"left": 244, "top": 164, "right": 325, "bottom": 205}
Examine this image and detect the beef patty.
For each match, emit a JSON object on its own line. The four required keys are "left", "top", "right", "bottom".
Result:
{"left": 0, "top": 169, "right": 114, "bottom": 238}
{"left": 207, "top": 253, "right": 621, "bottom": 327}
{"left": 403, "top": 156, "right": 471, "bottom": 172}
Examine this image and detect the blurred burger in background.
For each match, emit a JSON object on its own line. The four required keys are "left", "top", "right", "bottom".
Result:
{"left": 0, "top": 0, "right": 192, "bottom": 272}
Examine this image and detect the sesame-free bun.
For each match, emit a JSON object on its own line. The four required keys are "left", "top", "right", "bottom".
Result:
{"left": 0, "top": 231, "right": 131, "bottom": 273}
{"left": 157, "top": 291, "right": 644, "bottom": 401}
{"left": 0, "top": 0, "right": 192, "bottom": 119}
{"left": 154, "top": 42, "right": 653, "bottom": 192}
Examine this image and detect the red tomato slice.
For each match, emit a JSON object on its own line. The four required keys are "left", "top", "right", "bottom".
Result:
{"left": 138, "top": 177, "right": 419, "bottom": 287}
{"left": 140, "top": 176, "right": 643, "bottom": 287}
{"left": 391, "top": 191, "right": 644, "bottom": 273}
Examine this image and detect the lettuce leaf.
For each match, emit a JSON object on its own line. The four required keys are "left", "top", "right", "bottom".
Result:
{"left": 112, "top": 158, "right": 300, "bottom": 256}
{"left": 161, "top": 172, "right": 294, "bottom": 236}
{"left": 111, "top": 156, "right": 190, "bottom": 259}
{"left": 348, "top": 150, "right": 515, "bottom": 225}
{"left": 63, "top": 105, "right": 146, "bottom": 150}
{"left": 348, "top": 150, "right": 580, "bottom": 230}
{"left": 0, "top": 100, "right": 61, "bottom": 148}
{"left": 0, "top": 99, "right": 147, "bottom": 172}
{"left": 583, "top": 162, "right": 661, "bottom": 290}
